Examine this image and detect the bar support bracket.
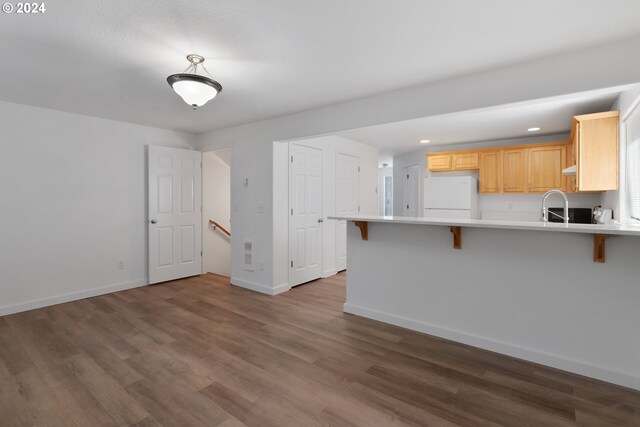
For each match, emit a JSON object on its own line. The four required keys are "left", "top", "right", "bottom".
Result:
{"left": 593, "top": 234, "right": 606, "bottom": 263}
{"left": 354, "top": 221, "right": 368, "bottom": 241}
{"left": 450, "top": 226, "right": 462, "bottom": 249}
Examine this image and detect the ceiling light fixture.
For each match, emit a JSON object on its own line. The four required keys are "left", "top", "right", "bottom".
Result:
{"left": 420, "top": 139, "right": 430, "bottom": 144}
{"left": 527, "top": 127, "right": 541, "bottom": 132}
{"left": 167, "top": 54, "right": 222, "bottom": 110}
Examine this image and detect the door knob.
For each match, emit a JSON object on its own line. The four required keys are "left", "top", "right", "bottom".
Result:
{"left": 150, "top": 219, "right": 157, "bottom": 224}
{"left": 318, "top": 218, "right": 324, "bottom": 223}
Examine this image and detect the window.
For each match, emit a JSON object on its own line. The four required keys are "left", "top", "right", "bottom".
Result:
{"left": 627, "top": 102, "right": 640, "bottom": 221}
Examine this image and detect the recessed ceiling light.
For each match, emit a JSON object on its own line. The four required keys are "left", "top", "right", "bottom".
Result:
{"left": 420, "top": 139, "right": 430, "bottom": 144}
{"left": 527, "top": 127, "right": 541, "bottom": 132}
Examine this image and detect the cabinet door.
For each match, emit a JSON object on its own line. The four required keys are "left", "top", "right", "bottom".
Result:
{"left": 577, "top": 116, "right": 619, "bottom": 191}
{"left": 479, "top": 152, "right": 501, "bottom": 193}
{"left": 427, "top": 154, "right": 452, "bottom": 171}
{"left": 502, "top": 149, "right": 526, "bottom": 193}
{"left": 528, "top": 146, "right": 564, "bottom": 193}
{"left": 453, "top": 152, "right": 479, "bottom": 170}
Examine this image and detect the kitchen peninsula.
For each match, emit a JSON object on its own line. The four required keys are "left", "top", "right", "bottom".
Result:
{"left": 329, "top": 214, "right": 640, "bottom": 390}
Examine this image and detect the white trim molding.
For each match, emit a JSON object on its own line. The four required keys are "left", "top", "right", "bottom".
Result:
{"left": 0, "top": 279, "right": 147, "bottom": 316}
{"left": 344, "top": 303, "right": 640, "bottom": 391}
{"left": 322, "top": 268, "right": 338, "bottom": 278}
{"left": 231, "top": 277, "right": 291, "bottom": 296}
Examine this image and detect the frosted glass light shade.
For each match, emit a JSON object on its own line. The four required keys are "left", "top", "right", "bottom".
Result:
{"left": 167, "top": 74, "right": 222, "bottom": 108}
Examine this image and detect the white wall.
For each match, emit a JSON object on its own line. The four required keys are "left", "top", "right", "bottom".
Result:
{"left": 345, "top": 222, "right": 640, "bottom": 390}
{"left": 272, "top": 136, "right": 378, "bottom": 290}
{"left": 202, "top": 149, "right": 231, "bottom": 277}
{"left": 479, "top": 193, "right": 601, "bottom": 221}
{"left": 394, "top": 133, "right": 601, "bottom": 220}
{"left": 195, "top": 34, "right": 640, "bottom": 292}
{"left": 0, "top": 101, "right": 196, "bottom": 315}
{"left": 378, "top": 167, "right": 393, "bottom": 215}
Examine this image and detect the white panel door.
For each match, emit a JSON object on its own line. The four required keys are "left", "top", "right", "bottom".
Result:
{"left": 290, "top": 144, "right": 322, "bottom": 286}
{"left": 403, "top": 164, "right": 419, "bottom": 217}
{"left": 148, "top": 146, "right": 202, "bottom": 284}
{"left": 335, "top": 153, "right": 359, "bottom": 272}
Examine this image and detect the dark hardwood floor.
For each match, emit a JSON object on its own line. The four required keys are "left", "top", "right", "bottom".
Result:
{"left": 1, "top": 272, "right": 639, "bottom": 426}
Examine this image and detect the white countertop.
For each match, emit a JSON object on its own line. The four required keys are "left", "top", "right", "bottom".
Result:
{"left": 328, "top": 215, "right": 640, "bottom": 236}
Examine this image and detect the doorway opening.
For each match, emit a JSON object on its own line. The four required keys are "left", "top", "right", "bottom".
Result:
{"left": 378, "top": 164, "right": 393, "bottom": 216}
{"left": 202, "top": 148, "right": 231, "bottom": 278}
{"left": 384, "top": 175, "right": 393, "bottom": 216}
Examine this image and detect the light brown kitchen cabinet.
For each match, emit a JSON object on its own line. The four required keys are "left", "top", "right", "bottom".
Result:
{"left": 424, "top": 110, "right": 617, "bottom": 194}
{"left": 479, "top": 152, "right": 501, "bottom": 193}
{"left": 452, "top": 152, "right": 479, "bottom": 170}
{"left": 528, "top": 145, "right": 565, "bottom": 193}
{"left": 427, "top": 154, "right": 452, "bottom": 171}
{"left": 502, "top": 149, "right": 527, "bottom": 193}
{"left": 572, "top": 111, "right": 619, "bottom": 192}
{"left": 427, "top": 152, "right": 480, "bottom": 171}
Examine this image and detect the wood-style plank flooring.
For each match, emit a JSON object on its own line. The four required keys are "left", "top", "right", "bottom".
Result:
{"left": 1, "top": 272, "right": 639, "bottom": 426}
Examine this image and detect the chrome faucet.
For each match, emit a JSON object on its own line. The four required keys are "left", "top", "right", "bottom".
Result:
{"left": 541, "top": 189, "right": 569, "bottom": 224}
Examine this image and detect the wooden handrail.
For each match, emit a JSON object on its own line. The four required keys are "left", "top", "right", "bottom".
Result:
{"left": 209, "top": 220, "right": 231, "bottom": 237}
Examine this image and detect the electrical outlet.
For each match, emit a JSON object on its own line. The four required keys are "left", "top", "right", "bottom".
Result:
{"left": 117, "top": 260, "right": 125, "bottom": 270}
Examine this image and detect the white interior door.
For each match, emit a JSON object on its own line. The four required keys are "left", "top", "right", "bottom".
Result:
{"left": 290, "top": 144, "right": 323, "bottom": 286}
{"left": 403, "top": 164, "right": 419, "bottom": 217}
{"left": 148, "top": 146, "right": 202, "bottom": 284}
{"left": 335, "top": 153, "right": 359, "bottom": 271}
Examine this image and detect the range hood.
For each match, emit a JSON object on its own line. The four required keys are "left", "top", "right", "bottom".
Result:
{"left": 562, "top": 165, "right": 576, "bottom": 176}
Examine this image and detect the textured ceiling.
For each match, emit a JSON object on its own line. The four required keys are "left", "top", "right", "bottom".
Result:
{"left": 1, "top": 0, "right": 640, "bottom": 134}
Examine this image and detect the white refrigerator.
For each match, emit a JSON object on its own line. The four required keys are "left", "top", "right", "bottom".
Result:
{"left": 423, "top": 176, "right": 479, "bottom": 219}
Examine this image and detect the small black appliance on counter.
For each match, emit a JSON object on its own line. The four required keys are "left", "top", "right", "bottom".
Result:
{"left": 547, "top": 208, "right": 592, "bottom": 224}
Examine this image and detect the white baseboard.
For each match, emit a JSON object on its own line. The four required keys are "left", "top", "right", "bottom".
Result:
{"left": 272, "top": 282, "right": 292, "bottom": 295}
{"left": 0, "top": 279, "right": 148, "bottom": 316}
{"left": 322, "top": 268, "right": 338, "bottom": 278}
{"left": 344, "top": 303, "right": 640, "bottom": 391}
{"left": 231, "top": 277, "right": 291, "bottom": 296}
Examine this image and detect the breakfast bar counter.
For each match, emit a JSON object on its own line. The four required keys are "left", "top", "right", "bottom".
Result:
{"left": 329, "top": 215, "right": 640, "bottom": 390}
{"left": 329, "top": 214, "right": 640, "bottom": 236}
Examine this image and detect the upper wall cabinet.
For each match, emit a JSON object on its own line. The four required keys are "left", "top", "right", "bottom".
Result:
{"left": 428, "top": 154, "right": 452, "bottom": 171}
{"left": 452, "top": 152, "right": 479, "bottom": 170}
{"left": 571, "top": 111, "right": 619, "bottom": 192}
{"left": 502, "top": 149, "right": 527, "bottom": 193}
{"left": 528, "top": 145, "right": 565, "bottom": 193}
{"left": 479, "top": 152, "right": 501, "bottom": 193}
{"left": 426, "top": 111, "right": 619, "bottom": 194}
{"left": 427, "top": 152, "right": 479, "bottom": 172}
{"left": 427, "top": 141, "right": 572, "bottom": 194}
